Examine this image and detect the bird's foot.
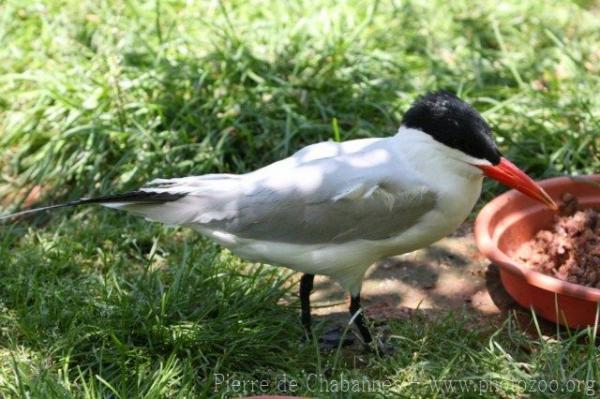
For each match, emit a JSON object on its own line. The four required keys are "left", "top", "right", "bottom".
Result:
{"left": 301, "top": 327, "right": 314, "bottom": 343}
{"left": 363, "top": 325, "right": 395, "bottom": 356}
{"left": 367, "top": 336, "right": 396, "bottom": 356}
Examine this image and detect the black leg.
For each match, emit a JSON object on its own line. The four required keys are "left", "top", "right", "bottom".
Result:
{"left": 300, "top": 273, "right": 315, "bottom": 335}
{"left": 349, "top": 294, "right": 372, "bottom": 344}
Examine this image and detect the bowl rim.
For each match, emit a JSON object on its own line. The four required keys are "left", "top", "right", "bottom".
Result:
{"left": 474, "top": 174, "right": 600, "bottom": 302}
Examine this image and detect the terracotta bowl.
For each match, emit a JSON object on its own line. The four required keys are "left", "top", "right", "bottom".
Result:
{"left": 474, "top": 174, "right": 600, "bottom": 329}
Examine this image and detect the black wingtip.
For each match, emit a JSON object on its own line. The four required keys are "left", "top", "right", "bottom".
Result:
{"left": 78, "top": 190, "right": 187, "bottom": 205}
{"left": 0, "top": 190, "right": 187, "bottom": 223}
{"left": 0, "top": 202, "right": 73, "bottom": 222}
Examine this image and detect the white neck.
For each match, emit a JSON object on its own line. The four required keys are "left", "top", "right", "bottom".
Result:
{"left": 391, "top": 126, "right": 486, "bottom": 223}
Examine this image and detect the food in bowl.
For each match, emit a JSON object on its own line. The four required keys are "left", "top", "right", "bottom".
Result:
{"left": 511, "top": 193, "right": 600, "bottom": 288}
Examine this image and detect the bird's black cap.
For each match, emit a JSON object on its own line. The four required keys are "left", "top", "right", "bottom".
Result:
{"left": 402, "top": 91, "right": 501, "bottom": 165}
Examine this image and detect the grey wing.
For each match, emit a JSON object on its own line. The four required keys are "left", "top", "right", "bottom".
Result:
{"left": 202, "top": 180, "right": 438, "bottom": 244}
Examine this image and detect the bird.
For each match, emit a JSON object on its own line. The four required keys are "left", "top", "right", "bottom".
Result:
{"left": 1, "top": 91, "right": 557, "bottom": 346}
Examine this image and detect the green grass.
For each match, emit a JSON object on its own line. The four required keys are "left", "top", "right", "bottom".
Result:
{"left": 1, "top": 0, "right": 599, "bottom": 397}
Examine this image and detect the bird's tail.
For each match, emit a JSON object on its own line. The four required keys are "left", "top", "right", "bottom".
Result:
{"left": 0, "top": 190, "right": 187, "bottom": 222}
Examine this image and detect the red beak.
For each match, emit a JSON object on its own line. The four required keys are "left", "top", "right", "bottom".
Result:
{"left": 477, "top": 157, "right": 558, "bottom": 211}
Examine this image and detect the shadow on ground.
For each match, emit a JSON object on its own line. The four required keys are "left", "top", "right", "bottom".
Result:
{"left": 299, "top": 222, "right": 562, "bottom": 345}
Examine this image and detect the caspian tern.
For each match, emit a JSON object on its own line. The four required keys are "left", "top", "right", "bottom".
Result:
{"left": 2, "top": 91, "right": 557, "bottom": 345}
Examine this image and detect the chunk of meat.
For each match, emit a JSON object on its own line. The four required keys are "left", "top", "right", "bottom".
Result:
{"left": 512, "top": 193, "right": 600, "bottom": 288}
